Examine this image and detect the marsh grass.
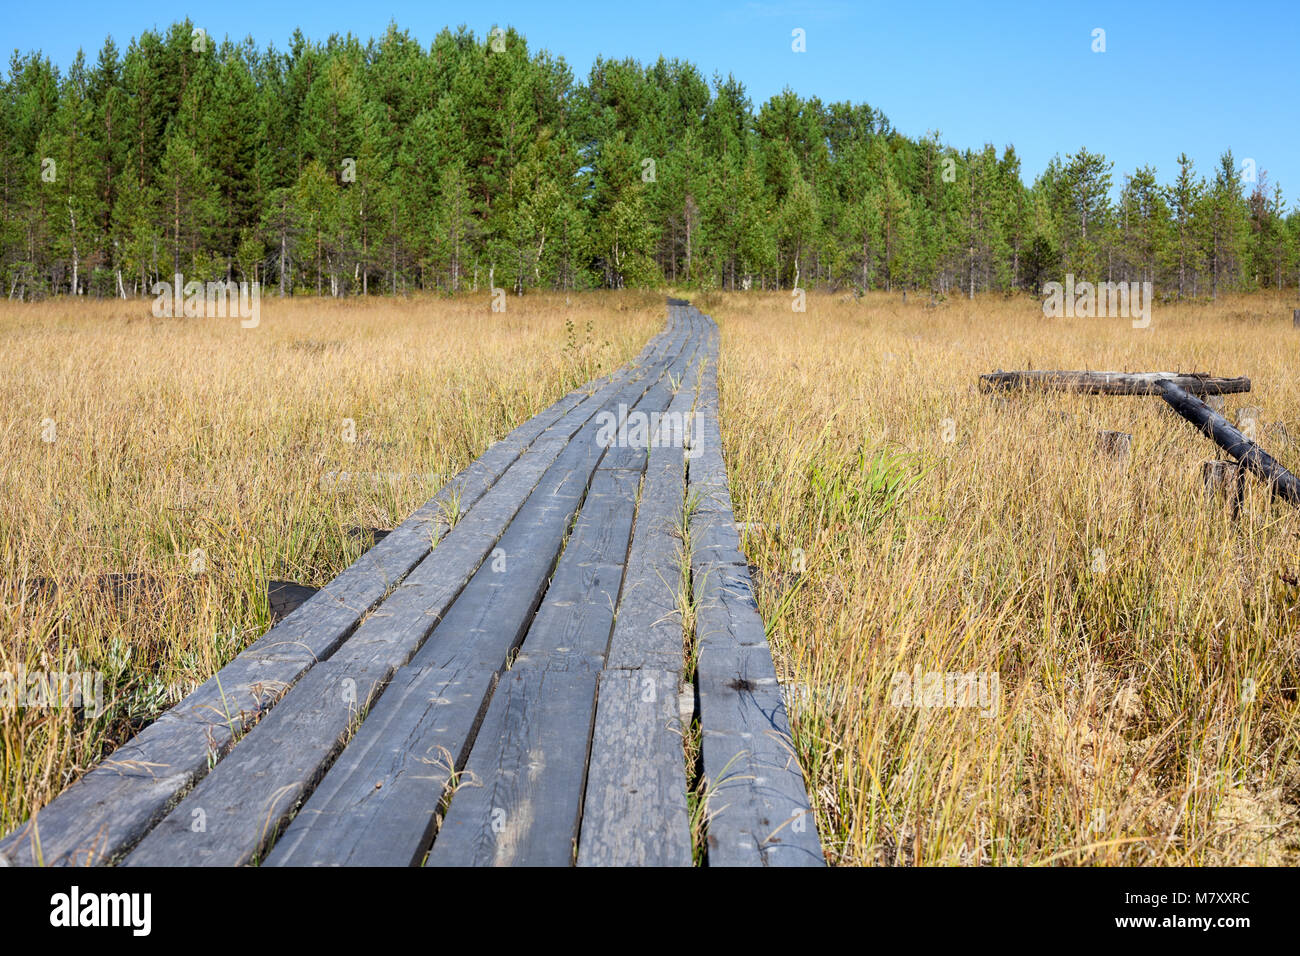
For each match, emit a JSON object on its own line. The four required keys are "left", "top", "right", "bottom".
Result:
{"left": 7, "top": 284, "right": 1299, "bottom": 867}
{"left": 706, "top": 289, "right": 1300, "bottom": 866}
{"left": 0, "top": 290, "right": 659, "bottom": 831}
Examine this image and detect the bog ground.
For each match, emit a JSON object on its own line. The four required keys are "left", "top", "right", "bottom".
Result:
{"left": 3, "top": 290, "right": 1299, "bottom": 865}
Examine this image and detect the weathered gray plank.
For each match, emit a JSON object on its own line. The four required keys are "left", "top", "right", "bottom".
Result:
{"left": 573, "top": 327, "right": 704, "bottom": 865}
{"left": 604, "top": 359, "right": 702, "bottom": 671}
{"left": 577, "top": 667, "right": 692, "bottom": 866}
{"left": 693, "top": 565, "right": 823, "bottom": 867}
{"left": 263, "top": 661, "right": 494, "bottom": 866}
{"left": 697, "top": 682, "right": 822, "bottom": 865}
{"left": 685, "top": 317, "right": 825, "bottom": 867}
{"left": 426, "top": 662, "right": 599, "bottom": 867}
{"left": 121, "top": 659, "right": 390, "bottom": 866}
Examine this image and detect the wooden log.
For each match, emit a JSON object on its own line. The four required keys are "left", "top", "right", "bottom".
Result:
{"left": 1159, "top": 381, "right": 1300, "bottom": 507}
{"left": 980, "top": 369, "right": 1251, "bottom": 396}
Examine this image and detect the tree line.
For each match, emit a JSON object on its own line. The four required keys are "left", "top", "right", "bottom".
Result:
{"left": 3, "top": 20, "right": 1297, "bottom": 300}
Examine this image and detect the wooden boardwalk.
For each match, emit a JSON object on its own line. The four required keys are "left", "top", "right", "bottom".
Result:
{"left": 0, "top": 300, "right": 823, "bottom": 868}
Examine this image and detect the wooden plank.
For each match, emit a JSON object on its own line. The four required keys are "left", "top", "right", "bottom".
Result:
{"left": 577, "top": 667, "right": 692, "bottom": 866}
{"left": 575, "top": 313, "right": 706, "bottom": 866}
{"left": 979, "top": 369, "right": 1251, "bottom": 396}
{"left": 510, "top": 472, "right": 639, "bottom": 668}
{"left": 603, "top": 447, "right": 688, "bottom": 671}
{"left": 120, "top": 659, "right": 391, "bottom": 866}
{"left": 604, "top": 358, "right": 703, "bottom": 671}
{"left": 264, "top": 662, "right": 494, "bottom": 866}
{"left": 1158, "top": 380, "right": 1300, "bottom": 507}
{"left": 693, "top": 565, "right": 824, "bottom": 867}
{"left": 685, "top": 317, "right": 825, "bottom": 867}
{"left": 426, "top": 662, "right": 599, "bottom": 867}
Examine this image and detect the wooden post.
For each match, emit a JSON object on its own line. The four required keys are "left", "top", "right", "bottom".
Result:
{"left": 1097, "top": 430, "right": 1131, "bottom": 464}
{"left": 1158, "top": 380, "right": 1300, "bottom": 508}
{"left": 1205, "top": 394, "right": 1226, "bottom": 413}
{"left": 1293, "top": 308, "right": 1300, "bottom": 328}
{"left": 1201, "top": 460, "right": 1244, "bottom": 518}
{"left": 1236, "top": 405, "right": 1261, "bottom": 440}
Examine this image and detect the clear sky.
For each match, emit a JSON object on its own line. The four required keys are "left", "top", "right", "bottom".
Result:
{"left": 7, "top": 0, "right": 1298, "bottom": 204}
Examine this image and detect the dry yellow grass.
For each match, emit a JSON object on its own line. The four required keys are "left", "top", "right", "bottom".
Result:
{"left": 0, "top": 290, "right": 661, "bottom": 831}
{"left": 701, "top": 288, "right": 1300, "bottom": 865}
{"left": 6, "top": 286, "right": 1300, "bottom": 866}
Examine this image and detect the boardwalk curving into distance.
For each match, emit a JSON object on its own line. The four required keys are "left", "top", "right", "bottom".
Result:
{"left": 0, "top": 300, "right": 823, "bottom": 868}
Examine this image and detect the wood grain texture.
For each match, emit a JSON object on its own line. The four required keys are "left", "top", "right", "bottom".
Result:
{"left": 604, "top": 352, "right": 702, "bottom": 671}
{"left": 121, "top": 660, "right": 391, "bottom": 866}
{"left": 979, "top": 369, "right": 1251, "bottom": 395}
{"left": 265, "top": 662, "right": 495, "bottom": 866}
{"left": 686, "top": 325, "right": 825, "bottom": 867}
{"left": 1159, "top": 379, "right": 1300, "bottom": 506}
{"left": 577, "top": 667, "right": 692, "bottom": 866}
{"left": 427, "top": 662, "right": 599, "bottom": 867}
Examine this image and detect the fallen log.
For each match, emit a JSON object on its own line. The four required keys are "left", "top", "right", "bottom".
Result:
{"left": 1158, "top": 380, "right": 1300, "bottom": 508}
{"left": 980, "top": 370, "right": 1251, "bottom": 396}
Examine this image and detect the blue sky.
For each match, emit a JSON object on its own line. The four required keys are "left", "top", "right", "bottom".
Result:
{"left": 7, "top": 0, "right": 1298, "bottom": 205}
